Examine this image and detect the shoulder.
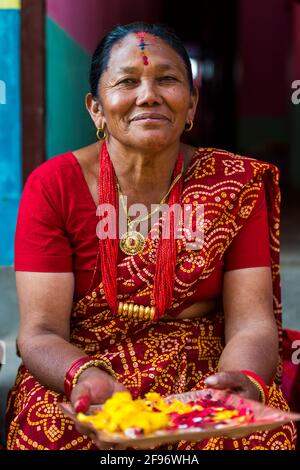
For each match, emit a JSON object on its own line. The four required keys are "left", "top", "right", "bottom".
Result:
{"left": 24, "top": 152, "right": 84, "bottom": 202}
{"left": 189, "top": 147, "right": 278, "bottom": 182}
{"left": 21, "top": 152, "right": 81, "bottom": 210}
{"left": 194, "top": 146, "right": 272, "bottom": 166}
{"left": 27, "top": 152, "right": 77, "bottom": 184}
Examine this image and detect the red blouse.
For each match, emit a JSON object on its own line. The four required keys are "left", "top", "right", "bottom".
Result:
{"left": 14, "top": 151, "right": 271, "bottom": 302}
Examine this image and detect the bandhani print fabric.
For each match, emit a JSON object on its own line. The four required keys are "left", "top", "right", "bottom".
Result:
{"left": 6, "top": 148, "right": 297, "bottom": 450}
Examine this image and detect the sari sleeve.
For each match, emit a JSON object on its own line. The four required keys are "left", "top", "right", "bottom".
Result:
{"left": 224, "top": 183, "right": 271, "bottom": 271}
{"left": 14, "top": 172, "right": 73, "bottom": 272}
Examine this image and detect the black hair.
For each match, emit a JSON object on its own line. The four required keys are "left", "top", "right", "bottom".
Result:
{"left": 89, "top": 21, "right": 194, "bottom": 97}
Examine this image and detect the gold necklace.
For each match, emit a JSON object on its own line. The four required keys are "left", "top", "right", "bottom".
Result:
{"left": 118, "top": 172, "right": 183, "bottom": 256}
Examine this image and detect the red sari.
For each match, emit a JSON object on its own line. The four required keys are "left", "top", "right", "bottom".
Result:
{"left": 6, "top": 148, "right": 296, "bottom": 450}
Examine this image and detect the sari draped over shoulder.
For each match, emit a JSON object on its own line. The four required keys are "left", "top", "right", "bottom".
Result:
{"left": 6, "top": 148, "right": 296, "bottom": 450}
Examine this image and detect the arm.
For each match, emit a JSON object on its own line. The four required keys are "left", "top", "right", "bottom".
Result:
{"left": 17, "top": 271, "right": 77, "bottom": 391}
{"left": 220, "top": 266, "right": 278, "bottom": 381}
{"left": 14, "top": 170, "right": 127, "bottom": 449}
{"left": 205, "top": 266, "right": 278, "bottom": 399}
{"left": 17, "top": 271, "right": 126, "bottom": 407}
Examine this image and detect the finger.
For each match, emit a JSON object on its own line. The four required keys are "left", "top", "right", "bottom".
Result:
{"left": 71, "top": 382, "right": 91, "bottom": 413}
{"left": 204, "top": 371, "right": 246, "bottom": 390}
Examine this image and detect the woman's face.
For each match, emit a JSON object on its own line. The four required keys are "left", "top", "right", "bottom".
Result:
{"left": 88, "top": 33, "right": 198, "bottom": 152}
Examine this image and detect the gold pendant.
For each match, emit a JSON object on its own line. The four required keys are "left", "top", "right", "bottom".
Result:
{"left": 119, "top": 230, "right": 146, "bottom": 255}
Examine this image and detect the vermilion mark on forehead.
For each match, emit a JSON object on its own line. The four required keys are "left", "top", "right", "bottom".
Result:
{"left": 136, "top": 31, "right": 149, "bottom": 66}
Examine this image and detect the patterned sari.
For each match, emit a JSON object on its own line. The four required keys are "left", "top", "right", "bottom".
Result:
{"left": 6, "top": 148, "right": 296, "bottom": 450}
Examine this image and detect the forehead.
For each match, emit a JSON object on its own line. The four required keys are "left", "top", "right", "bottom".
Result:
{"left": 106, "top": 33, "right": 186, "bottom": 73}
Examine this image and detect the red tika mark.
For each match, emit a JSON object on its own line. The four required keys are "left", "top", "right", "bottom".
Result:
{"left": 136, "top": 31, "right": 149, "bottom": 66}
{"left": 136, "top": 31, "right": 146, "bottom": 40}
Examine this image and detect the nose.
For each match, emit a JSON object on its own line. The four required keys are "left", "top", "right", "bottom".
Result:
{"left": 135, "top": 79, "right": 163, "bottom": 107}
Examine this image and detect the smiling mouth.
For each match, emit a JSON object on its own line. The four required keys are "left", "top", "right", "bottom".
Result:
{"left": 131, "top": 113, "right": 169, "bottom": 122}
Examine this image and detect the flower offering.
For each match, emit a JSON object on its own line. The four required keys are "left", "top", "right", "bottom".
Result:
{"left": 77, "top": 391, "right": 254, "bottom": 437}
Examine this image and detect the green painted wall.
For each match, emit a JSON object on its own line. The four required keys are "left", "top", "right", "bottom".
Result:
{"left": 290, "top": 106, "right": 300, "bottom": 190}
{"left": 237, "top": 116, "right": 289, "bottom": 186}
{"left": 237, "top": 117, "right": 288, "bottom": 153}
{"left": 46, "top": 17, "right": 95, "bottom": 159}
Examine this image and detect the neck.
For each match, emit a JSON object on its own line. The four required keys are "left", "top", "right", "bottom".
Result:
{"left": 104, "top": 138, "right": 181, "bottom": 196}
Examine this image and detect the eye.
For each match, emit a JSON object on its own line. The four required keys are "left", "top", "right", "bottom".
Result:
{"left": 116, "top": 78, "right": 138, "bottom": 86}
{"left": 158, "top": 76, "right": 178, "bottom": 82}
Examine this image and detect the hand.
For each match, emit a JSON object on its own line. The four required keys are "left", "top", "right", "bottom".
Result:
{"left": 204, "top": 370, "right": 261, "bottom": 401}
{"left": 71, "top": 367, "right": 128, "bottom": 450}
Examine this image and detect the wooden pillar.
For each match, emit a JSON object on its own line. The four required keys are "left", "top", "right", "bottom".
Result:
{"left": 290, "top": 0, "right": 300, "bottom": 191}
{"left": 21, "top": 0, "right": 45, "bottom": 185}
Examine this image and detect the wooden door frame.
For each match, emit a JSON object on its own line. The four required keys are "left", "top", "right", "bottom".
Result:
{"left": 21, "top": 0, "right": 45, "bottom": 185}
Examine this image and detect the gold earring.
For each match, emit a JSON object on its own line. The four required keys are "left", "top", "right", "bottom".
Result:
{"left": 185, "top": 120, "right": 193, "bottom": 132}
{"left": 96, "top": 127, "right": 107, "bottom": 140}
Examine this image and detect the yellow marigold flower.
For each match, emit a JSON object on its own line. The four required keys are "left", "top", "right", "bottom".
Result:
{"left": 166, "top": 399, "right": 192, "bottom": 414}
{"left": 192, "top": 404, "right": 204, "bottom": 411}
{"left": 145, "top": 392, "right": 161, "bottom": 402}
{"left": 77, "top": 392, "right": 172, "bottom": 435}
{"left": 212, "top": 410, "right": 239, "bottom": 421}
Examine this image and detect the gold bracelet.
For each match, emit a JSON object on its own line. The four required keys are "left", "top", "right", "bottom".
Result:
{"left": 246, "top": 375, "right": 266, "bottom": 403}
{"left": 72, "top": 359, "right": 117, "bottom": 389}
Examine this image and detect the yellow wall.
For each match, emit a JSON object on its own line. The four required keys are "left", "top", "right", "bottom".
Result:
{"left": 0, "top": 0, "right": 20, "bottom": 9}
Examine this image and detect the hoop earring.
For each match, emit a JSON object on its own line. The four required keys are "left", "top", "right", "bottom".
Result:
{"left": 185, "top": 120, "right": 193, "bottom": 132}
{"left": 96, "top": 127, "right": 107, "bottom": 140}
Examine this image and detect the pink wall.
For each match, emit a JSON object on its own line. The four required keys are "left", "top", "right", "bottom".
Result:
{"left": 237, "top": 0, "right": 290, "bottom": 117}
{"left": 47, "top": 0, "right": 162, "bottom": 54}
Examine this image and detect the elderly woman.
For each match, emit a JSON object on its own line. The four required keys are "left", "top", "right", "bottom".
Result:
{"left": 6, "top": 22, "right": 296, "bottom": 450}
